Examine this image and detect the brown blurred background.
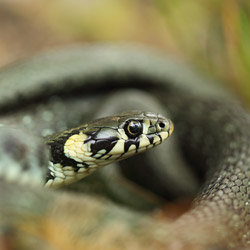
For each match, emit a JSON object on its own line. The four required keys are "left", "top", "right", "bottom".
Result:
{"left": 0, "top": 0, "right": 249, "bottom": 106}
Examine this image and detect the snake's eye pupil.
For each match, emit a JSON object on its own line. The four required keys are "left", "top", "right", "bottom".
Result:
{"left": 129, "top": 122, "right": 140, "bottom": 134}
{"left": 125, "top": 120, "right": 142, "bottom": 138}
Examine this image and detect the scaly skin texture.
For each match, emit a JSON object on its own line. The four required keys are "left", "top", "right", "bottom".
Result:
{"left": 0, "top": 45, "right": 249, "bottom": 249}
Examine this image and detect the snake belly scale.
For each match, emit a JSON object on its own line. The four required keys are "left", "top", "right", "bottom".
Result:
{"left": 45, "top": 111, "right": 173, "bottom": 187}
{"left": 0, "top": 44, "right": 249, "bottom": 249}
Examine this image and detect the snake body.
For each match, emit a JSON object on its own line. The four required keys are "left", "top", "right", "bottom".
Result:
{"left": 0, "top": 44, "right": 249, "bottom": 249}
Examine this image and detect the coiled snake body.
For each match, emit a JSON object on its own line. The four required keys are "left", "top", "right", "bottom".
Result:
{"left": 0, "top": 45, "right": 249, "bottom": 249}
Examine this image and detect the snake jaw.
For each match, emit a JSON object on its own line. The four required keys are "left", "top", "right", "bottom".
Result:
{"left": 45, "top": 111, "right": 173, "bottom": 188}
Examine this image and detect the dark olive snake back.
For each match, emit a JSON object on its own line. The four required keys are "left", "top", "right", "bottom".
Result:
{"left": 0, "top": 44, "right": 249, "bottom": 249}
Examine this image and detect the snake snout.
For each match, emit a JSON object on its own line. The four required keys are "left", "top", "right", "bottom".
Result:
{"left": 154, "top": 117, "right": 174, "bottom": 142}
{"left": 168, "top": 119, "right": 174, "bottom": 136}
{"left": 154, "top": 115, "right": 174, "bottom": 135}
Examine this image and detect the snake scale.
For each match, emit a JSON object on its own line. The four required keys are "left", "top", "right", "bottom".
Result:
{"left": 0, "top": 44, "right": 249, "bottom": 249}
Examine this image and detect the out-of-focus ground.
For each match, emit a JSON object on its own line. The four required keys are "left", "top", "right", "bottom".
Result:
{"left": 0, "top": 0, "right": 249, "bottom": 105}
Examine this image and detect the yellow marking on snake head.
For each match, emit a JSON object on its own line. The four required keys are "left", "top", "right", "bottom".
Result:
{"left": 139, "top": 134, "right": 150, "bottom": 148}
{"left": 109, "top": 140, "right": 125, "bottom": 155}
{"left": 160, "top": 131, "right": 169, "bottom": 141}
{"left": 64, "top": 133, "right": 89, "bottom": 162}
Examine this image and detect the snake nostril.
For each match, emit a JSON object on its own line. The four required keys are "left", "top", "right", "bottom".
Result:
{"left": 159, "top": 122, "right": 165, "bottom": 129}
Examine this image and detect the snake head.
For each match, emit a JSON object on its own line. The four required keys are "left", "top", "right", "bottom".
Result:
{"left": 64, "top": 110, "right": 173, "bottom": 165}
{"left": 47, "top": 111, "right": 173, "bottom": 187}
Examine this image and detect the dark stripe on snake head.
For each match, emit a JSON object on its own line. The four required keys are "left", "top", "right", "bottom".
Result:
{"left": 48, "top": 138, "right": 80, "bottom": 168}
{"left": 124, "top": 138, "right": 140, "bottom": 153}
{"left": 146, "top": 134, "right": 154, "bottom": 144}
{"left": 89, "top": 137, "right": 118, "bottom": 155}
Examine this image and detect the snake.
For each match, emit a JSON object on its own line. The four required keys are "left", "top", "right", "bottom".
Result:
{"left": 0, "top": 44, "right": 249, "bottom": 249}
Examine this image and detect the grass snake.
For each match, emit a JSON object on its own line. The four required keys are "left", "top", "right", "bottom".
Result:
{"left": 0, "top": 44, "right": 249, "bottom": 249}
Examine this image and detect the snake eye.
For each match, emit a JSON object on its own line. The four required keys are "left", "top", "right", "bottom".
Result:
{"left": 125, "top": 120, "right": 142, "bottom": 138}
